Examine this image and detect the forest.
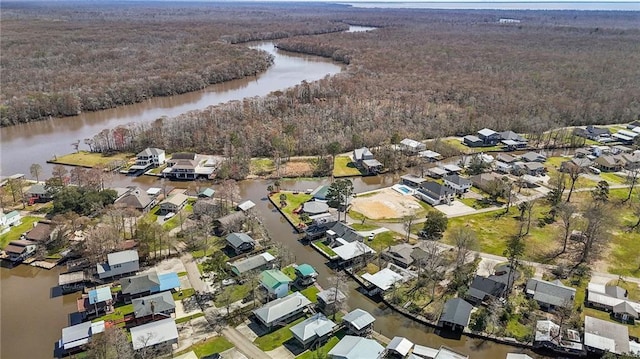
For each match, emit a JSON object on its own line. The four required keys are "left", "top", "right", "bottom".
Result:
{"left": 3, "top": 2, "right": 640, "bottom": 167}
{"left": 0, "top": 2, "right": 351, "bottom": 125}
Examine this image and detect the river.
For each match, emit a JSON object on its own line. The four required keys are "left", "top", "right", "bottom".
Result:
{"left": 0, "top": 26, "right": 538, "bottom": 358}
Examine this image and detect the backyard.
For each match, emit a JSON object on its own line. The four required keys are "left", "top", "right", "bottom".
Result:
{"left": 332, "top": 156, "right": 362, "bottom": 177}
{"left": 269, "top": 192, "right": 312, "bottom": 227}
{"left": 0, "top": 216, "right": 39, "bottom": 248}
{"left": 49, "top": 151, "right": 132, "bottom": 168}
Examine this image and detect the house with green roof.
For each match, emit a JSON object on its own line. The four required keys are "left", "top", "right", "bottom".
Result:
{"left": 294, "top": 263, "right": 318, "bottom": 287}
{"left": 260, "top": 269, "right": 292, "bottom": 299}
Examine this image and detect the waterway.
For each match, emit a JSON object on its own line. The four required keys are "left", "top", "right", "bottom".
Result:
{"left": 0, "top": 26, "right": 538, "bottom": 358}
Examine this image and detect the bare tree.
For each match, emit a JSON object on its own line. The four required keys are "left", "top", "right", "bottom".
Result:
{"left": 403, "top": 214, "right": 417, "bottom": 242}
{"left": 565, "top": 164, "right": 583, "bottom": 203}
{"left": 86, "top": 326, "right": 133, "bottom": 359}
{"left": 451, "top": 227, "right": 478, "bottom": 269}
{"left": 326, "top": 271, "right": 350, "bottom": 320}
{"left": 624, "top": 167, "right": 639, "bottom": 202}
{"left": 558, "top": 203, "right": 576, "bottom": 255}
{"left": 30, "top": 163, "right": 42, "bottom": 183}
{"left": 52, "top": 164, "right": 69, "bottom": 184}
{"left": 579, "top": 202, "right": 611, "bottom": 265}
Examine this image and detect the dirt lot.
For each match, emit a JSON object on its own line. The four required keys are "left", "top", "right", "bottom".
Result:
{"left": 280, "top": 160, "right": 315, "bottom": 177}
{"left": 351, "top": 188, "right": 424, "bottom": 219}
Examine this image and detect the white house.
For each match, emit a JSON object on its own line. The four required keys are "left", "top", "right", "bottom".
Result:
{"left": 96, "top": 250, "right": 140, "bottom": 279}
{"left": 399, "top": 138, "right": 426, "bottom": 154}
{"left": 443, "top": 175, "right": 472, "bottom": 194}
{"left": 159, "top": 193, "right": 189, "bottom": 214}
{"left": 136, "top": 148, "right": 165, "bottom": 167}
{"left": 130, "top": 318, "right": 179, "bottom": 351}
{"left": 0, "top": 210, "right": 22, "bottom": 234}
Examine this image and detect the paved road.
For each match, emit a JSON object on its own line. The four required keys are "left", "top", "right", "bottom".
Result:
{"left": 180, "top": 252, "right": 209, "bottom": 293}
{"left": 222, "top": 327, "right": 272, "bottom": 359}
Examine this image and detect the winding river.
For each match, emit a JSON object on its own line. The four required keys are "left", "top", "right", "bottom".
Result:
{"left": 0, "top": 27, "right": 538, "bottom": 358}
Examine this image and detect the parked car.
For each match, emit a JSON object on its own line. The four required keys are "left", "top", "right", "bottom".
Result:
{"left": 222, "top": 278, "right": 236, "bottom": 286}
{"left": 164, "top": 212, "right": 176, "bottom": 221}
{"left": 202, "top": 354, "right": 221, "bottom": 359}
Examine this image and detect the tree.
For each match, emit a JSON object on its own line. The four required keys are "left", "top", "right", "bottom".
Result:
{"left": 451, "top": 227, "right": 477, "bottom": 270}
{"left": 326, "top": 141, "right": 341, "bottom": 171}
{"left": 517, "top": 200, "right": 535, "bottom": 235}
{"left": 403, "top": 214, "right": 417, "bottom": 242}
{"left": 624, "top": 167, "right": 639, "bottom": 202}
{"left": 30, "top": 163, "right": 42, "bottom": 183}
{"left": 503, "top": 232, "right": 526, "bottom": 294}
{"left": 326, "top": 271, "right": 350, "bottom": 320}
{"left": 502, "top": 177, "right": 514, "bottom": 214}
{"left": 5, "top": 178, "right": 25, "bottom": 206}
{"left": 466, "top": 154, "right": 489, "bottom": 175}
{"left": 326, "top": 179, "right": 353, "bottom": 222}
{"left": 565, "top": 164, "right": 583, "bottom": 202}
{"left": 52, "top": 164, "right": 68, "bottom": 184}
{"left": 267, "top": 185, "right": 274, "bottom": 194}
{"left": 591, "top": 180, "right": 609, "bottom": 202}
{"left": 279, "top": 193, "right": 287, "bottom": 208}
{"left": 546, "top": 172, "right": 566, "bottom": 220}
{"left": 579, "top": 202, "right": 611, "bottom": 265}
{"left": 558, "top": 203, "right": 576, "bottom": 255}
{"left": 421, "top": 211, "right": 448, "bottom": 239}
{"left": 86, "top": 326, "right": 133, "bottom": 359}
{"left": 484, "top": 179, "right": 506, "bottom": 203}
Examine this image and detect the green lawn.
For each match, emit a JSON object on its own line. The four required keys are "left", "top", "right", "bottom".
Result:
{"left": 599, "top": 172, "right": 626, "bottom": 185}
{"left": 1, "top": 216, "right": 40, "bottom": 248}
{"left": 254, "top": 317, "right": 306, "bottom": 351}
{"left": 269, "top": 192, "right": 313, "bottom": 227}
{"left": 173, "top": 288, "right": 196, "bottom": 301}
{"left": 459, "top": 198, "right": 495, "bottom": 209}
{"left": 92, "top": 303, "right": 134, "bottom": 325}
{"left": 313, "top": 241, "right": 337, "bottom": 257}
{"left": 299, "top": 286, "right": 320, "bottom": 303}
{"left": 282, "top": 266, "right": 297, "bottom": 280}
{"left": 174, "top": 336, "right": 234, "bottom": 358}
{"left": 296, "top": 336, "right": 341, "bottom": 359}
{"left": 214, "top": 283, "right": 252, "bottom": 307}
{"left": 148, "top": 164, "right": 167, "bottom": 174}
{"left": 49, "top": 151, "right": 132, "bottom": 168}
{"left": 332, "top": 156, "right": 363, "bottom": 177}
{"left": 175, "top": 312, "right": 205, "bottom": 324}
{"left": 251, "top": 158, "right": 276, "bottom": 176}
{"left": 442, "top": 138, "right": 472, "bottom": 154}
{"left": 350, "top": 223, "right": 380, "bottom": 231}
{"left": 162, "top": 204, "right": 193, "bottom": 230}
{"left": 369, "top": 231, "right": 399, "bottom": 249}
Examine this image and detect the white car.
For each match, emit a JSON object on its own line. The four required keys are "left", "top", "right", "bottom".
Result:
{"left": 222, "top": 278, "right": 236, "bottom": 286}
{"left": 164, "top": 212, "right": 176, "bottom": 221}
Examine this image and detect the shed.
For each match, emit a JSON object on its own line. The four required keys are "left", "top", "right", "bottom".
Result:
{"left": 237, "top": 200, "right": 256, "bottom": 212}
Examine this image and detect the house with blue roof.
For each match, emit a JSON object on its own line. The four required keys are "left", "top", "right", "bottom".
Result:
{"left": 77, "top": 286, "right": 113, "bottom": 319}
{"left": 121, "top": 271, "right": 180, "bottom": 300}
{"left": 294, "top": 264, "right": 318, "bottom": 287}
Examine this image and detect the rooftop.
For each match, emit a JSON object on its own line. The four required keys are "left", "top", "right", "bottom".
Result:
{"left": 342, "top": 308, "right": 375, "bottom": 330}
{"left": 584, "top": 316, "right": 629, "bottom": 354}
{"left": 130, "top": 318, "right": 179, "bottom": 351}
{"left": 132, "top": 291, "right": 176, "bottom": 318}
{"left": 362, "top": 268, "right": 404, "bottom": 291}
{"left": 226, "top": 232, "right": 255, "bottom": 248}
{"left": 107, "top": 250, "right": 139, "bottom": 265}
{"left": 439, "top": 298, "right": 472, "bottom": 327}
{"left": 253, "top": 292, "right": 311, "bottom": 325}
{"left": 260, "top": 269, "right": 292, "bottom": 289}
{"left": 328, "top": 335, "right": 384, "bottom": 359}
{"left": 290, "top": 313, "right": 337, "bottom": 342}
{"left": 88, "top": 287, "right": 112, "bottom": 305}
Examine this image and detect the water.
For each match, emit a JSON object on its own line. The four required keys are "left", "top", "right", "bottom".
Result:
{"left": 343, "top": 2, "right": 640, "bottom": 11}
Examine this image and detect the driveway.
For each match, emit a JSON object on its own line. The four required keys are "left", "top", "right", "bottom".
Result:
{"left": 434, "top": 200, "right": 476, "bottom": 217}
{"left": 222, "top": 327, "right": 272, "bottom": 359}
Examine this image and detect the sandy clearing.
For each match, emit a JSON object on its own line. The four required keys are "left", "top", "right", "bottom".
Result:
{"left": 351, "top": 188, "right": 424, "bottom": 219}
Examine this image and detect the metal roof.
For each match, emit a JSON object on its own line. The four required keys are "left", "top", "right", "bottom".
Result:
{"left": 387, "top": 336, "right": 414, "bottom": 356}
{"left": 439, "top": 298, "right": 472, "bottom": 327}
{"left": 237, "top": 200, "right": 256, "bottom": 211}
{"left": 130, "top": 318, "right": 179, "bottom": 351}
{"left": 362, "top": 268, "right": 403, "bottom": 291}
{"left": 290, "top": 313, "right": 336, "bottom": 342}
{"left": 226, "top": 232, "right": 255, "bottom": 248}
{"left": 342, "top": 308, "right": 375, "bottom": 330}
{"left": 584, "top": 316, "right": 630, "bottom": 354}
{"left": 58, "top": 271, "right": 85, "bottom": 286}
{"left": 302, "top": 201, "right": 329, "bottom": 215}
{"left": 107, "top": 250, "right": 139, "bottom": 265}
{"left": 260, "top": 269, "right": 292, "bottom": 289}
{"left": 132, "top": 291, "right": 176, "bottom": 318}
{"left": 230, "top": 252, "right": 275, "bottom": 274}
{"left": 158, "top": 272, "right": 181, "bottom": 292}
{"left": 88, "top": 287, "right": 112, "bottom": 305}
{"left": 328, "top": 335, "right": 384, "bottom": 359}
{"left": 333, "top": 241, "right": 375, "bottom": 261}
{"left": 253, "top": 292, "right": 311, "bottom": 325}
{"left": 295, "top": 264, "right": 317, "bottom": 277}
{"left": 316, "top": 288, "right": 346, "bottom": 305}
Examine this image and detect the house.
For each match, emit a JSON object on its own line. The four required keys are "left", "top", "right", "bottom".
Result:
{"left": 353, "top": 147, "right": 374, "bottom": 165}
{"left": 400, "top": 174, "right": 426, "bottom": 188}
{"left": 466, "top": 276, "right": 506, "bottom": 305}
{"left": 477, "top": 128, "right": 501, "bottom": 145}
{"left": 260, "top": 269, "right": 292, "bottom": 299}
{"left": 560, "top": 158, "right": 592, "bottom": 172}
{"left": 518, "top": 162, "right": 546, "bottom": 176}
{"left": 399, "top": 139, "right": 426, "bottom": 154}
{"left": 594, "top": 155, "right": 624, "bottom": 172}
{"left": 584, "top": 316, "right": 630, "bottom": 355}
{"left": 3, "top": 239, "right": 37, "bottom": 263}
{"left": 627, "top": 120, "right": 640, "bottom": 130}
{"left": 426, "top": 167, "right": 448, "bottom": 178}
{"left": 418, "top": 150, "right": 442, "bottom": 162}
{"left": 225, "top": 232, "right": 256, "bottom": 255}
{"left": 130, "top": 318, "right": 179, "bottom": 351}
{"left": 621, "top": 152, "right": 640, "bottom": 170}
{"left": 328, "top": 336, "right": 384, "bottom": 359}
{"left": 442, "top": 164, "right": 463, "bottom": 174}
{"left": 214, "top": 211, "right": 246, "bottom": 235}
{"left": 25, "top": 183, "right": 52, "bottom": 203}
{"left": 438, "top": 298, "right": 472, "bottom": 332}
{"left": 574, "top": 148, "right": 593, "bottom": 158}
{"left": 342, "top": 308, "right": 376, "bottom": 336}
{"left": 114, "top": 187, "right": 154, "bottom": 212}
{"left": 471, "top": 172, "right": 503, "bottom": 192}
{"left": 198, "top": 187, "right": 215, "bottom": 198}
{"left": 381, "top": 243, "right": 414, "bottom": 268}
{"left": 290, "top": 313, "right": 337, "bottom": 348}
{"left": 573, "top": 126, "right": 611, "bottom": 141}
{"left": 77, "top": 287, "right": 113, "bottom": 319}
{"left": 534, "top": 320, "right": 584, "bottom": 354}
{"left": 387, "top": 337, "right": 414, "bottom": 358}
{"left": 362, "top": 268, "right": 404, "bottom": 296}
{"left": 525, "top": 279, "right": 575, "bottom": 310}
{"left": 59, "top": 271, "right": 87, "bottom": 294}
{"left": 586, "top": 282, "right": 640, "bottom": 322}
{"left": 310, "top": 185, "right": 330, "bottom": 201}
{"left": 495, "top": 153, "right": 517, "bottom": 164}
{"left": 520, "top": 152, "right": 546, "bottom": 163}
{"left": 443, "top": 175, "right": 472, "bottom": 194}
{"left": 237, "top": 200, "right": 256, "bottom": 212}
{"left": 499, "top": 131, "right": 527, "bottom": 150}
{"left": 96, "top": 250, "right": 140, "bottom": 279}
{"left": 362, "top": 158, "right": 384, "bottom": 175}
{"left": 415, "top": 182, "right": 455, "bottom": 205}
{"left": 413, "top": 346, "right": 468, "bottom": 359}
{"left": 158, "top": 193, "right": 188, "bottom": 214}
{"left": 331, "top": 239, "right": 375, "bottom": 264}
{"left": 294, "top": 264, "right": 318, "bottom": 287}
{"left": 463, "top": 135, "right": 484, "bottom": 148}
{"left": 253, "top": 292, "right": 312, "bottom": 329}
{"left": 25, "top": 221, "right": 55, "bottom": 243}
{"left": 316, "top": 288, "right": 346, "bottom": 316}
{"left": 129, "top": 148, "right": 166, "bottom": 173}
{"left": 121, "top": 271, "right": 180, "bottom": 299}
{"left": 0, "top": 210, "right": 21, "bottom": 234}
{"left": 613, "top": 302, "right": 639, "bottom": 323}
{"left": 229, "top": 252, "right": 276, "bottom": 276}
{"left": 167, "top": 152, "right": 197, "bottom": 166}
{"left": 59, "top": 321, "right": 105, "bottom": 354}
{"left": 132, "top": 291, "right": 176, "bottom": 323}
{"left": 325, "top": 222, "right": 364, "bottom": 243}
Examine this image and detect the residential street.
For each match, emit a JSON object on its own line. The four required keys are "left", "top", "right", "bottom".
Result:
{"left": 222, "top": 327, "right": 272, "bottom": 359}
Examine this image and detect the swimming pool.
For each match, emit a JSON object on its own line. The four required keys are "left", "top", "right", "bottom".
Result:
{"left": 392, "top": 184, "right": 414, "bottom": 195}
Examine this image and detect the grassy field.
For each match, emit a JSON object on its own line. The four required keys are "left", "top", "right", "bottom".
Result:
{"left": 0, "top": 216, "right": 40, "bottom": 248}
{"left": 296, "top": 335, "right": 341, "bottom": 359}
{"left": 214, "top": 283, "right": 252, "bottom": 307}
{"left": 599, "top": 172, "right": 626, "bottom": 185}
{"left": 333, "top": 156, "right": 363, "bottom": 177}
{"left": 314, "top": 240, "right": 337, "bottom": 257}
{"left": 174, "top": 336, "right": 234, "bottom": 358}
{"left": 173, "top": 288, "right": 196, "bottom": 301}
{"left": 49, "top": 151, "right": 132, "bottom": 168}
{"left": 254, "top": 317, "right": 306, "bottom": 351}
{"left": 162, "top": 203, "right": 193, "bottom": 230}
{"left": 269, "top": 192, "right": 312, "bottom": 227}
{"left": 175, "top": 312, "right": 205, "bottom": 324}
{"left": 92, "top": 303, "right": 134, "bottom": 327}
{"left": 251, "top": 158, "right": 276, "bottom": 176}
{"left": 299, "top": 286, "right": 320, "bottom": 303}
